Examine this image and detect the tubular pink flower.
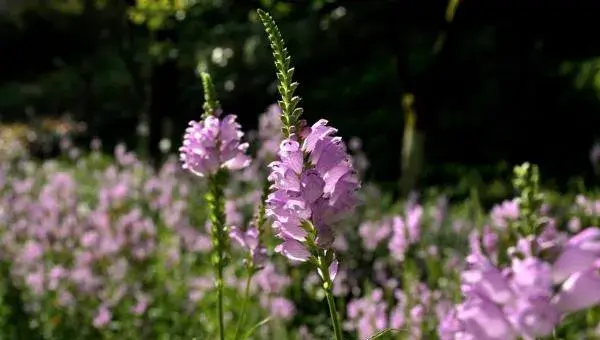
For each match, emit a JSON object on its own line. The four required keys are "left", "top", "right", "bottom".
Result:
{"left": 229, "top": 224, "right": 267, "bottom": 268}
{"left": 179, "top": 114, "right": 251, "bottom": 177}
{"left": 266, "top": 119, "right": 359, "bottom": 263}
{"left": 552, "top": 227, "right": 600, "bottom": 283}
{"left": 552, "top": 262, "right": 600, "bottom": 313}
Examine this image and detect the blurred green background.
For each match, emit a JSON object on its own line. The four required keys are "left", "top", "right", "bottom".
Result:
{"left": 1, "top": 0, "right": 600, "bottom": 192}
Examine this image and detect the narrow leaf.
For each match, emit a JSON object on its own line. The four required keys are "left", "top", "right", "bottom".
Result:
{"left": 368, "top": 328, "right": 402, "bottom": 340}
{"left": 242, "top": 317, "right": 272, "bottom": 340}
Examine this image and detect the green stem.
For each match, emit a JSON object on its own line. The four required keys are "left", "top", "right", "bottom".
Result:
{"left": 206, "top": 170, "right": 228, "bottom": 340}
{"left": 215, "top": 266, "right": 224, "bottom": 340}
{"left": 325, "top": 289, "right": 343, "bottom": 340}
{"left": 319, "top": 256, "right": 343, "bottom": 340}
{"left": 234, "top": 272, "right": 253, "bottom": 340}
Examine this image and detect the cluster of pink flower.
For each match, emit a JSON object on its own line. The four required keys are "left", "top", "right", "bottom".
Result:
{"left": 345, "top": 284, "right": 452, "bottom": 340}
{"left": 339, "top": 191, "right": 600, "bottom": 340}
{"left": 0, "top": 147, "right": 220, "bottom": 334}
{"left": 341, "top": 199, "right": 461, "bottom": 339}
{"left": 440, "top": 218, "right": 600, "bottom": 339}
{"left": 3, "top": 96, "right": 600, "bottom": 339}
{"left": 0, "top": 136, "right": 296, "bottom": 337}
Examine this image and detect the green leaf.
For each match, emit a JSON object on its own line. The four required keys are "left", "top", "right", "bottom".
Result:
{"left": 368, "top": 328, "right": 402, "bottom": 340}
{"left": 242, "top": 317, "right": 272, "bottom": 340}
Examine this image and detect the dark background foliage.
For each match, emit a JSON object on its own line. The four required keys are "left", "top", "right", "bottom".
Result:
{"left": 1, "top": 0, "right": 600, "bottom": 192}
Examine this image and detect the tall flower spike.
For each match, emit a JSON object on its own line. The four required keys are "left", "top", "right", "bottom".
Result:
{"left": 178, "top": 71, "right": 250, "bottom": 340}
{"left": 257, "top": 9, "right": 303, "bottom": 137}
{"left": 179, "top": 115, "right": 251, "bottom": 177}
{"left": 258, "top": 9, "right": 356, "bottom": 340}
{"left": 179, "top": 73, "right": 250, "bottom": 177}
{"left": 266, "top": 120, "right": 359, "bottom": 340}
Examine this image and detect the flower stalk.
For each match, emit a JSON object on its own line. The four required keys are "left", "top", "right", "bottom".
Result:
{"left": 257, "top": 8, "right": 358, "bottom": 340}
{"left": 233, "top": 272, "right": 252, "bottom": 340}
{"left": 200, "top": 71, "right": 228, "bottom": 340}
{"left": 206, "top": 169, "right": 228, "bottom": 340}
{"left": 318, "top": 251, "right": 343, "bottom": 340}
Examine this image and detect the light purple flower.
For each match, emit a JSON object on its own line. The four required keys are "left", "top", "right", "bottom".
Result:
{"left": 461, "top": 261, "right": 513, "bottom": 305}
{"left": 490, "top": 199, "right": 519, "bottom": 230}
{"left": 552, "top": 263, "right": 600, "bottom": 313}
{"left": 93, "top": 305, "right": 112, "bottom": 328}
{"left": 274, "top": 239, "right": 311, "bottom": 262}
{"left": 505, "top": 296, "right": 559, "bottom": 338}
{"left": 438, "top": 308, "right": 462, "bottom": 340}
{"left": 347, "top": 137, "right": 369, "bottom": 176}
{"left": 469, "top": 226, "right": 500, "bottom": 263}
{"left": 410, "top": 304, "right": 425, "bottom": 324}
{"left": 267, "top": 120, "right": 359, "bottom": 263}
{"left": 318, "top": 257, "right": 338, "bottom": 282}
{"left": 297, "top": 325, "right": 315, "bottom": 340}
{"left": 179, "top": 115, "right": 250, "bottom": 177}
{"left": 253, "top": 263, "right": 291, "bottom": 295}
{"left": 389, "top": 305, "right": 405, "bottom": 329}
{"left": 132, "top": 293, "right": 149, "bottom": 315}
{"left": 552, "top": 227, "right": 600, "bottom": 283}
{"left": 48, "top": 265, "right": 66, "bottom": 291}
{"left": 257, "top": 104, "right": 283, "bottom": 161}
{"left": 25, "top": 269, "right": 45, "bottom": 295}
{"left": 262, "top": 296, "right": 296, "bottom": 320}
{"left": 406, "top": 204, "right": 423, "bottom": 243}
{"left": 389, "top": 216, "right": 409, "bottom": 262}
{"left": 455, "top": 295, "right": 517, "bottom": 340}
{"left": 567, "top": 217, "right": 581, "bottom": 233}
{"left": 21, "top": 240, "right": 44, "bottom": 263}
{"left": 359, "top": 219, "right": 391, "bottom": 251}
{"left": 225, "top": 200, "right": 243, "bottom": 227}
{"left": 229, "top": 224, "right": 267, "bottom": 267}
{"left": 510, "top": 257, "right": 553, "bottom": 298}
{"left": 345, "top": 288, "right": 389, "bottom": 339}
{"left": 329, "top": 264, "right": 350, "bottom": 296}
{"left": 481, "top": 225, "right": 499, "bottom": 256}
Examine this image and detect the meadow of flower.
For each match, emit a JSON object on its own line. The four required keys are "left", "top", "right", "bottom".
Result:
{"left": 1, "top": 9, "right": 600, "bottom": 340}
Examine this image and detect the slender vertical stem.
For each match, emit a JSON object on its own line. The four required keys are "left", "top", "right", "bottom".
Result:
{"left": 216, "top": 267, "right": 225, "bottom": 340}
{"left": 206, "top": 170, "right": 228, "bottom": 340}
{"left": 233, "top": 272, "right": 253, "bottom": 340}
{"left": 318, "top": 255, "right": 343, "bottom": 340}
{"left": 325, "top": 289, "right": 343, "bottom": 340}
